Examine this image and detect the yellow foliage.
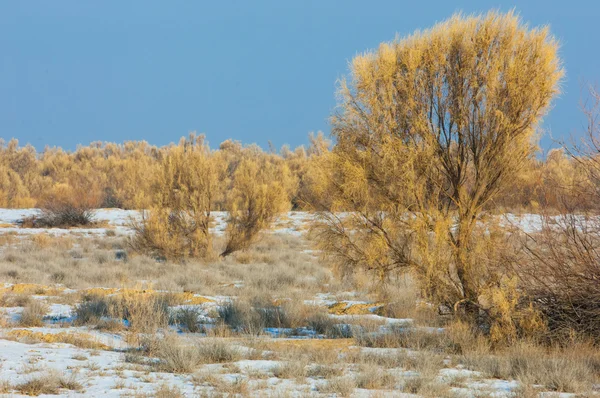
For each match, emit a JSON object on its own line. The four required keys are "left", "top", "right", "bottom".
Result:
{"left": 221, "top": 152, "right": 294, "bottom": 257}
{"left": 311, "top": 11, "right": 563, "bottom": 336}
{"left": 131, "top": 134, "right": 221, "bottom": 260}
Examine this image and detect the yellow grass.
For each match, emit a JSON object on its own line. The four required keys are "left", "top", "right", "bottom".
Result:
{"left": 6, "top": 329, "right": 111, "bottom": 350}
{"left": 81, "top": 287, "right": 213, "bottom": 305}
{"left": 328, "top": 302, "right": 382, "bottom": 315}
{"left": 0, "top": 283, "right": 65, "bottom": 296}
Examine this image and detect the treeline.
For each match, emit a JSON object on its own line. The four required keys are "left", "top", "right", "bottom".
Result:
{"left": 0, "top": 133, "right": 328, "bottom": 211}
{"left": 0, "top": 135, "right": 597, "bottom": 213}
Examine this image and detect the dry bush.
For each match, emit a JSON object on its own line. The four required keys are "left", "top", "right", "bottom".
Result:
{"left": 116, "top": 290, "right": 170, "bottom": 335}
{"left": 317, "top": 376, "right": 356, "bottom": 397}
{"left": 31, "top": 204, "right": 93, "bottom": 228}
{"left": 74, "top": 295, "right": 107, "bottom": 324}
{"left": 513, "top": 86, "right": 600, "bottom": 341}
{"left": 460, "top": 340, "right": 599, "bottom": 393}
{"left": 354, "top": 365, "right": 397, "bottom": 389}
{"left": 153, "top": 334, "right": 242, "bottom": 373}
{"left": 26, "top": 183, "right": 98, "bottom": 228}
{"left": 272, "top": 360, "right": 308, "bottom": 380}
{"left": 217, "top": 301, "right": 262, "bottom": 335}
{"left": 0, "top": 293, "right": 32, "bottom": 307}
{"left": 19, "top": 300, "right": 48, "bottom": 327}
{"left": 306, "top": 312, "right": 351, "bottom": 338}
{"left": 402, "top": 377, "right": 451, "bottom": 397}
{"left": 172, "top": 307, "right": 202, "bottom": 333}
{"left": 154, "top": 384, "right": 184, "bottom": 398}
{"left": 14, "top": 377, "right": 61, "bottom": 396}
{"left": 77, "top": 290, "right": 170, "bottom": 346}
{"left": 516, "top": 214, "right": 600, "bottom": 341}
{"left": 13, "top": 372, "right": 83, "bottom": 395}
{"left": 353, "top": 324, "right": 456, "bottom": 353}
{"left": 221, "top": 157, "right": 292, "bottom": 257}
{"left": 215, "top": 294, "right": 336, "bottom": 337}
{"left": 131, "top": 134, "right": 220, "bottom": 260}
{"left": 217, "top": 297, "right": 294, "bottom": 334}
{"left": 153, "top": 337, "right": 205, "bottom": 373}
{"left": 306, "top": 364, "right": 344, "bottom": 379}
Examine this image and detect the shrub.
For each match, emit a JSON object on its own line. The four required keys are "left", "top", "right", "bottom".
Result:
{"left": 15, "top": 377, "right": 60, "bottom": 396}
{"left": 154, "top": 335, "right": 242, "bottom": 373}
{"left": 307, "top": 312, "right": 351, "bottom": 338}
{"left": 196, "top": 340, "right": 242, "bottom": 363}
{"left": 221, "top": 157, "right": 292, "bottom": 257}
{"left": 154, "top": 384, "right": 184, "bottom": 398}
{"left": 19, "top": 300, "right": 47, "bottom": 327}
{"left": 217, "top": 300, "right": 265, "bottom": 335}
{"left": 117, "top": 290, "right": 170, "bottom": 334}
{"left": 460, "top": 341, "right": 598, "bottom": 393}
{"left": 33, "top": 204, "right": 93, "bottom": 228}
{"left": 354, "top": 365, "right": 397, "bottom": 389}
{"left": 13, "top": 372, "right": 82, "bottom": 395}
{"left": 74, "top": 295, "right": 111, "bottom": 325}
{"left": 272, "top": 360, "right": 308, "bottom": 379}
{"left": 317, "top": 376, "right": 356, "bottom": 397}
{"left": 514, "top": 86, "right": 600, "bottom": 341}
{"left": 353, "top": 324, "right": 455, "bottom": 352}
{"left": 26, "top": 183, "right": 97, "bottom": 228}
{"left": 173, "top": 307, "right": 202, "bottom": 333}
{"left": 131, "top": 134, "right": 219, "bottom": 260}
{"left": 216, "top": 297, "right": 304, "bottom": 334}
{"left": 517, "top": 213, "right": 600, "bottom": 341}
{"left": 154, "top": 336, "right": 204, "bottom": 373}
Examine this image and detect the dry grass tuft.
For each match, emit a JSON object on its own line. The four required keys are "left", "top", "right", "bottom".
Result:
{"left": 18, "top": 300, "right": 47, "bottom": 327}
{"left": 13, "top": 372, "right": 83, "bottom": 396}
{"left": 154, "top": 384, "right": 184, "bottom": 398}
{"left": 460, "top": 341, "right": 599, "bottom": 393}
{"left": 354, "top": 364, "right": 397, "bottom": 389}
{"left": 317, "top": 376, "right": 356, "bottom": 397}
{"left": 173, "top": 307, "right": 202, "bottom": 333}
{"left": 353, "top": 324, "right": 456, "bottom": 354}
{"left": 272, "top": 360, "right": 308, "bottom": 380}
{"left": 151, "top": 335, "right": 243, "bottom": 373}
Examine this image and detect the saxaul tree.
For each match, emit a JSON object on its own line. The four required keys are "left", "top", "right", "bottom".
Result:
{"left": 221, "top": 153, "right": 294, "bottom": 257}
{"left": 132, "top": 134, "right": 221, "bottom": 260}
{"left": 313, "top": 11, "right": 563, "bottom": 323}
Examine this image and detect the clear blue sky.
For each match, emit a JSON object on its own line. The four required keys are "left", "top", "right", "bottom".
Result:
{"left": 1, "top": 1, "right": 599, "bottom": 153}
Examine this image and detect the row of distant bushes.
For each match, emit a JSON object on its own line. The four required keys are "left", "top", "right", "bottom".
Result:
{"left": 0, "top": 135, "right": 598, "bottom": 214}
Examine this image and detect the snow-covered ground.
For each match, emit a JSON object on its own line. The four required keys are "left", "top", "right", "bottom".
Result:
{"left": 1, "top": 208, "right": 590, "bottom": 238}
{"left": 0, "top": 209, "right": 595, "bottom": 397}
{"left": 0, "top": 209, "right": 318, "bottom": 237}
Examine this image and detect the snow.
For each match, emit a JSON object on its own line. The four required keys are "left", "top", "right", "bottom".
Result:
{"left": 0, "top": 338, "right": 199, "bottom": 397}
{"left": 46, "top": 304, "right": 74, "bottom": 322}
{"left": 330, "top": 313, "right": 414, "bottom": 325}
{"left": 0, "top": 208, "right": 595, "bottom": 397}
{"left": 0, "top": 209, "right": 310, "bottom": 237}
{"left": 1, "top": 209, "right": 598, "bottom": 240}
